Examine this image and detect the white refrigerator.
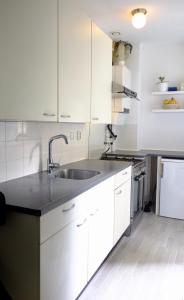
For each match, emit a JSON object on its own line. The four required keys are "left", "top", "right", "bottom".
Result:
{"left": 160, "top": 158, "right": 184, "bottom": 220}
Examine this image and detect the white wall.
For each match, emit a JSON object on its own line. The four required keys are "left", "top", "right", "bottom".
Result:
{"left": 0, "top": 122, "right": 89, "bottom": 183}
{"left": 139, "top": 42, "right": 184, "bottom": 150}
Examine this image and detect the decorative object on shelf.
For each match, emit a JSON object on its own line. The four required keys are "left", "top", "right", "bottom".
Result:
{"left": 162, "top": 97, "right": 180, "bottom": 109}
{"left": 157, "top": 76, "right": 168, "bottom": 92}
{"left": 168, "top": 87, "right": 177, "bottom": 92}
{"left": 131, "top": 8, "right": 147, "bottom": 29}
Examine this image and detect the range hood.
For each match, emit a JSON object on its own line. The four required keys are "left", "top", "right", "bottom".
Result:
{"left": 112, "top": 82, "right": 140, "bottom": 101}
{"left": 112, "top": 64, "right": 140, "bottom": 115}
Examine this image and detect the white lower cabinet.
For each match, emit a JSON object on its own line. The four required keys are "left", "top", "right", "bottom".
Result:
{"left": 87, "top": 177, "right": 114, "bottom": 279}
{"left": 40, "top": 215, "right": 88, "bottom": 300}
{"left": 114, "top": 179, "right": 131, "bottom": 245}
{"left": 40, "top": 171, "right": 131, "bottom": 300}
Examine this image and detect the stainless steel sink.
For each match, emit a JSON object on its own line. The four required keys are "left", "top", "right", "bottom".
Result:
{"left": 53, "top": 168, "right": 100, "bottom": 180}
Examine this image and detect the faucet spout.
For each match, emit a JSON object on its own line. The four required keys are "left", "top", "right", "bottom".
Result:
{"left": 48, "top": 134, "right": 68, "bottom": 173}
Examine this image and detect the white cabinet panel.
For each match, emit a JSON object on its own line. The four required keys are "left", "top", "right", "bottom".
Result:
{"left": 0, "top": 0, "right": 57, "bottom": 121}
{"left": 59, "top": 0, "right": 91, "bottom": 123}
{"left": 87, "top": 177, "right": 114, "bottom": 279}
{"left": 40, "top": 194, "right": 87, "bottom": 243}
{"left": 114, "top": 166, "right": 131, "bottom": 189}
{"left": 40, "top": 215, "right": 88, "bottom": 300}
{"left": 114, "top": 180, "right": 131, "bottom": 245}
{"left": 91, "top": 22, "right": 112, "bottom": 124}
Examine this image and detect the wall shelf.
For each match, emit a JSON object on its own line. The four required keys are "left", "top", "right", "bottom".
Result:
{"left": 152, "top": 109, "right": 184, "bottom": 113}
{"left": 152, "top": 91, "right": 184, "bottom": 96}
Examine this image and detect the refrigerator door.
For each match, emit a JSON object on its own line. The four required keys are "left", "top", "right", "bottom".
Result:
{"left": 160, "top": 159, "right": 184, "bottom": 219}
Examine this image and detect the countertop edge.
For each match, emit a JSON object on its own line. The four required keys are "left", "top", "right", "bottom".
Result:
{"left": 4, "top": 160, "right": 132, "bottom": 217}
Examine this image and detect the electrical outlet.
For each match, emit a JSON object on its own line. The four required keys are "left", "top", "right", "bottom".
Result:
{"left": 69, "top": 132, "right": 74, "bottom": 140}
{"left": 76, "top": 131, "right": 81, "bottom": 140}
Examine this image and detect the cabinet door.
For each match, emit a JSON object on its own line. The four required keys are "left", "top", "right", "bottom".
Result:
{"left": 0, "top": 0, "right": 57, "bottom": 121}
{"left": 114, "top": 180, "right": 131, "bottom": 245}
{"left": 87, "top": 177, "right": 114, "bottom": 279}
{"left": 59, "top": 0, "right": 91, "bottom": 123}
{"left": 40, "top": 215, "right": 88, "bottom": 300}
{"left": 91, "top": 22, "right": 112, "bottom": 124}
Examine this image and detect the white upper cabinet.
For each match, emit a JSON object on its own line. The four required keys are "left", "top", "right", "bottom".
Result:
{"left": 0, "top": 0, "right": 57, "bottom": 121}
{"left": 58, "top": 0, "right": 91, "bottom": 123}
{"left": 91, "top": 22, "right": 112, "bottom": 124}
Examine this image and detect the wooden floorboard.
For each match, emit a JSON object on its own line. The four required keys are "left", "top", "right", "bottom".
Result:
{"left": 79, "top": 213, "right": 184, "bottom": 300}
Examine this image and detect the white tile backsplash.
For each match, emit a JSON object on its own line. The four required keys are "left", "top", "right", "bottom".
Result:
{"left": 6, "top": 141, "right": 24, "bottom": 162}
{"left": 7, "top": 160, "right": 24, "bottom": 181}
{"left": 5, "top": 122, "right": 23, "bottom": 141}
{"left": 0, "top": 142, "right": 6, "bottom": 163}
{"left": 0, "top": 162, "right": 6, "bottom": 182}
{"left": 0, "top": 121, "right": 90, "bottom": 183}
{"left": 88, "top": 124, "right": 106, "bottom": 159}
{"left": 23, "top": 155, "right": 41, "bottom": 176}
{"left": 0, "top": 122, "right": 5, "bottom": 142}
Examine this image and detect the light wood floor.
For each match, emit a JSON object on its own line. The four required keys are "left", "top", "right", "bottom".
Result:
{"left": 79, "top": 213, "right": 184, "bottom": 300}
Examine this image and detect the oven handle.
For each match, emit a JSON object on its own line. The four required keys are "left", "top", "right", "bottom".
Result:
{"left": 134, "top": 172, "right": 146, "bottom": 182}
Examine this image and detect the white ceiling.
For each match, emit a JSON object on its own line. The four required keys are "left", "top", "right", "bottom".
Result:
{"left": 82, "top": 0, "right": 184, "bottom": 44}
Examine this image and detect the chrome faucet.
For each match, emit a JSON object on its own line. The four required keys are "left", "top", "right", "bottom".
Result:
{"left": 48, "top": 134, "right": 68, "bottom": 173}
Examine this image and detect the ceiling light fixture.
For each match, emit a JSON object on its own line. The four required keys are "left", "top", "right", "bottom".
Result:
{"left": 131, "top": 8, "right": 147, "bottom": 29}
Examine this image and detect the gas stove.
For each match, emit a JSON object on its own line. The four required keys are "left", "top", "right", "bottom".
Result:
{"left": 101, "top": 152, "right": 144, "bottom": 166}
{"left": 101, "top": 151, "right": 147, "bottom": 224}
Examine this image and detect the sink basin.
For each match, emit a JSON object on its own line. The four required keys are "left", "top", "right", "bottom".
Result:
{"left": 53, "top": 168, "right": 100, "bottom": 180}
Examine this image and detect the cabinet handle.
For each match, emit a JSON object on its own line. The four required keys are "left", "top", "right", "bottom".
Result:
{"left": 90, "top": 208, "right": 99, "bottom": 216}
{"left": 76, "top": 218, "right": 87, "bottom": 227}
{"left": 116, "top": 190, "right": 122, "bottom": 195}
{"left": 60, "top": 115, "right": 71, "bottom": 118}
{"left": 122, "top": 171, "right": 128, "bottom": 176}
{"left": 62, "top": 204, "right": 75, "bottom": 212}
{"left": 92, "top": 117, "right": 99, "bottom": 121}
{"left": 43, "top": 113, "right": 56, "bottom": 117}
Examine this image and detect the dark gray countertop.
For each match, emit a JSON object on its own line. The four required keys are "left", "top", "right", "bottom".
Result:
{"left": 0, "top": 159, "right": 131, "bottom": 217}
{"left": 109, "top": 149, "right": 184, "bottom": 158}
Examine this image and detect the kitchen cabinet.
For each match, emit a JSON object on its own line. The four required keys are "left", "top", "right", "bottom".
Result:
{"left": 41, "top": 177, "right": 114, "bottom": 299}
{"left": 41, "top": 215, "right": 88, "bottom": 300}
{"left": 87, "top": 177, "right": 114, "bottom": 279}
{"left": 91, "top": 22, "right": 112, "bottom": 124}
{"left": 0, "top": 0, "right": 57, "bottom": 121}
{"left": 40, "top": 194, "right": 89, "bottom": 300}
{"left": 0, "top": 0, "right": 112, "bottom": 123}
{"left": 114, "top": 168, "right": 131, "bottom": 245}
{"left": 0, "top": 169, "right": 132, "bottom": 300}
{"left": 58, "top": 0, "right": 91, "bottom": 123}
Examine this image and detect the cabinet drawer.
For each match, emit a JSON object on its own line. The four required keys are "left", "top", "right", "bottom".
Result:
{"left": 40, "top": 193, "right": 88, "bottom": 243}
{"left": 114, "top": 166, "right": 131, "bottom": 189}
